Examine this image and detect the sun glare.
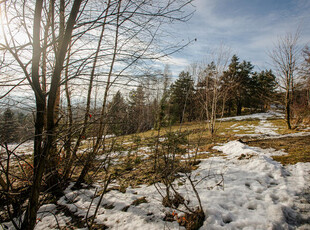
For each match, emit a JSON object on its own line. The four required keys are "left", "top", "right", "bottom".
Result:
{"left": 0, "top": 4, "right": 28, "bottom": 45}
{"left": 0, "top": 5, "right": 6, "bottom": 44}
{"left": 0, "top": 5, "right": 3, "bottom": 35}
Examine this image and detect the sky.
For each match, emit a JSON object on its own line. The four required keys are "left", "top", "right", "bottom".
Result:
{"left": 1, "top": 0, "right": 310, "bottom": 105}
{"left": 165, "top": 0, "right": 310, "bottom": 76}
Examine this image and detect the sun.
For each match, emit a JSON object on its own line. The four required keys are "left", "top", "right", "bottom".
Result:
{"left": 0, "top": 3, "right": 30, "bottom": 46}
{"left": 0, "top": 4, "right": 4, "bottom": 43}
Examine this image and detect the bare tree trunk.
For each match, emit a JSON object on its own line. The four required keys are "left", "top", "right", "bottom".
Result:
{"left": 269, "top": 30, "right": 301, "bottom": 130}
{"left": 63, "top": 43, "right": 73, "bottom": 180}
{"left": 22, "top": 1, "right": 82, "bottom": 229}
{"left": 43, "top": 0, "right": 64, "bottom": 196}
{"left": 21, "top": 1, "right": 45, "bottom": 228}
{"left": 285, "top": 86, "right": 292, "bottom": 129}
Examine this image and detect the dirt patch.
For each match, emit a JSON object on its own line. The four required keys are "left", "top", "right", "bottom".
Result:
{"left": 132, "top": 196, "right": 148, "bottom": 206}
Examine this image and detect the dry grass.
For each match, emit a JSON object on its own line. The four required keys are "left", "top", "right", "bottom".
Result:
{"left": 70, "top": 116, "right": 310, "bottom": 191}
{"left": 267, "top": 119, "right": 299, "bottom": 135}
{"left": 9, "top": 117, "right": 308, "bottom": 191}
{"left": 107, "top": 117, "right": 308, "bottom": 159}
{"left": 246, "top": 136, "right": 310, "bottom": 165}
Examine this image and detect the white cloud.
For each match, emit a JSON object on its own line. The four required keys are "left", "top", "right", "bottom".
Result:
{"left": 170, "top": 0, "right": 310, "bottom": 72}
{"left": 160, "top": 56, "right": 190, "bottom": 67}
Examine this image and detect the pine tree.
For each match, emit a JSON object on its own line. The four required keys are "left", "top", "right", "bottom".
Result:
{"left": 238, "top": 60, "right": 254, "bottom": 114}
{"left": 0, "top": 108, "right": 17, "bottom": 143}
{"left": 108, "top": 91, "right": 128, "bottom": 135}
{"left": 222, "top": 55, "right": 254, "bottom": 115}
{"left": 196, "top": 62, "right": 217, "bottom": 119}
{"left": 155, "top": 64, "right": 172, "bottom": 128}
{"left": 255, "top": 70, "right": 276, "bottom": 110}
{"left": 169, "top": 71, "right": 195, "bottom": 123}
{"left": 222, "top": 55, "right": 240, "bottom": 115}
{"left": 128, "top": 85, "right": 147, "bottom": 133}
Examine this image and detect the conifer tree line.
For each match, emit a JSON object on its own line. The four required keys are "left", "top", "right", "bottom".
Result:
{"left": 105, "top": 54, "right": 278, "bottom": 135}
{"left": 105, "top": 51, "right": 310, "bottom": 135}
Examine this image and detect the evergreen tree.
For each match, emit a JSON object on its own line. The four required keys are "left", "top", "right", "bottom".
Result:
{"left": 108, "top": 91, "right": 128, "bottom": 135}
{"left": 0, "top": 108, "right": 17, "bottom": 143}
{"left": 222, "top": 55, "right": 240, "bottom": 115}
{"left": 155, "top": 89, "right": 170, "bottom": 129}
{"left": 155, "top": 65, "right": 172, "bottom": 128}
{"left": 197, "top": 62, "right": 217, "bottom": 90}
{"left": 222, "top": 55, "right": 254, "bottom": 115}
{"left": 169, "top": 71, "right": 195, "bottom": 123}
{"left": 238, "top": 60, "right": 254, "bottom": 113}
{"left": 128, "top": 85, "right": 147, "bottom": 133}
{"left": 251, "top": 70, "right": 276, "bottom": 111}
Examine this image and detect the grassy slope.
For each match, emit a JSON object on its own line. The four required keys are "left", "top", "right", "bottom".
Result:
{"left": 80, "top": 116, "right": 309, "bottom": 188}
{"left": 111, "top": 117, "right": 309, "bottom": 165}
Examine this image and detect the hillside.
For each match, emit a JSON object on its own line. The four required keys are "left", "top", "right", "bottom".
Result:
{"left": 1, "top": 111, "right": 310, "bottom": 229}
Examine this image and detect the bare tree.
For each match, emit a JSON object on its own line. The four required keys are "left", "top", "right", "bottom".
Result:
{"left": 196, "top": 46, "right": 231, "bottom": 135}
{"left": 269, "top": 31, "right": 303, "bottom": 129}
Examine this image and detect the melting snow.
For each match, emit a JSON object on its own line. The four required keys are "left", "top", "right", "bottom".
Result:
{"left": 219, "top": 111, "right": 284, "bottom": 121}
{"left": 3, "top": 140, "right": 305, "bottom": 230}
{"left": 2, "top": 111, "right": 309, "bottom": 229}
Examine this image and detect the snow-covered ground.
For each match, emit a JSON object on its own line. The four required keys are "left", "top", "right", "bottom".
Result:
{"left": 224, "top": 111, "right": 281, "bottom": 137}
{"left": 2, "top": 112, "right": 309, "bottom": 229}
{"left": 1, "top": 140, "right": 33, "bottom": 156}
{"left": 227, "top": 112, "right": 310, "bottom": 139}
{"left": 5, "top": 140, "right": 307, "bottom": 230}
{"left": 219, "top": 111, "right": 284, "bottom": 122}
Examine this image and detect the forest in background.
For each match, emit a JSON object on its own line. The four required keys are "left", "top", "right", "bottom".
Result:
{"left": 1, "top": 51, "right": 310, "bottom": 142}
